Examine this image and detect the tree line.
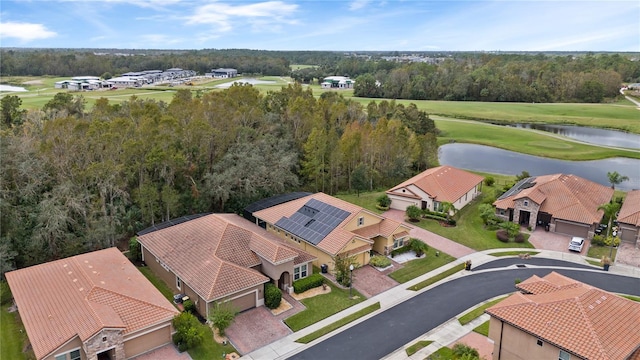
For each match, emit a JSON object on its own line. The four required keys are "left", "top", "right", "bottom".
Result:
{"left": 0, "top": 84, "right": 438, "bottom": 275}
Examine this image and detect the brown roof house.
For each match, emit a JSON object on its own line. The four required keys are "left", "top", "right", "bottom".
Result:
{"left": 618, "top": 190, "right": 640, "bottom": 245}
{"left": 5, "top": 248, "right": 179, "bottom": 360}
{"left": 485, "top": 272, "right": 640, "bottom": 360}
{"left": 252, "top": 192, "right": 412, "bottom": 268}
{"left": 386, "top": 165, "right": 484, "bottom": 212}
{"left": 493, "top": 174, "right": 613, "bottom": 238}
{"left": 136, "top": 213, "right": 316, "bottom": 317}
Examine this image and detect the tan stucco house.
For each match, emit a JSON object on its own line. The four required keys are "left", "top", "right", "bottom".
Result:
{"left": 5, "top": 248, "right": 179, "bottom": 360}
{"left": 252, "top": 192, "right": 411, "bottom": 269}
{"left": 486, "top": 272, "right": 640, "bottom": 360}
{"left": 618, "top": 190, "right": 640, "bottom": 245}
{"left": 387, "top": 165, "right": 484, "bottom": 213}
{"left": 493, "top": 174, "right": 613, "bottom": 238}
{"left": 136, "top": 213, "right": 316, "bottom": 317}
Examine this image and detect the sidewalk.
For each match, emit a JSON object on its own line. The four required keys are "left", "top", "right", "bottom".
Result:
{"left": 241, "top": 249, "right": 640, "bottom": 360}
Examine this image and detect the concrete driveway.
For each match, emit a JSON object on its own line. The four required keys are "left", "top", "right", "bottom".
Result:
{"left": 528, "top": 229, "right": 590, "bottom": 255}
{"left": 616, "top": 241, "right": 640, "bottom": 267}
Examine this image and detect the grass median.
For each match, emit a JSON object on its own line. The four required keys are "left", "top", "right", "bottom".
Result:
{"left": 389, "top": 249, "right": 456, "bottom": 283}
{"left": 458, "top": 296, "right": 507, "bottom": 325}
{"left": 295, "top": 302, "right": 380, "bottom": 344}
{"left": 408, "top": 263, "right": 466, "bottom": 291}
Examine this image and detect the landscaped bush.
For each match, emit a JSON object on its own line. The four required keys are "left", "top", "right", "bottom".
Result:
{"left": 447, "top": 219, "right": 456, "bottom": 226}
{"left": 496, "top": 229, "right": 510, "bottom": 242}
{"left": 406, "top": 205, "right": 422, "bottom": 222}
{"left": 182, "top": 299, "right": 196, "bottom": 314}
{"left": 514, "top": 233, "right": 525, "bottom": 243}
{"left": 293, "top": 273, "right": 325, "bottom": 294}
{"left": 129, "top": 237, "right": 141, "bottom": 262}
{"left": 172, "top": 312, "right": 206, "bottom": 351}
{"left": 409, "top": 238, "right": 428, "bottom": 257}
{"left": 422, "top": 213, "right": 448, "bottom": 222}
{"left": 264, "top": 283, "right": 282, "bottom": 309}
{"left": 484, "top": 176, "right": 495, "bottom": 186}
{"left": 391, "top": 244, "right": 413, "bottom": 257}
{"left": 591, "top": 234, "right": 606, "bottom": 246}
{"left": 376, "top": 194, "right": 391, "bottom": 208}
{"left": 369, "top": 255, "right": 392, "bottom": 268}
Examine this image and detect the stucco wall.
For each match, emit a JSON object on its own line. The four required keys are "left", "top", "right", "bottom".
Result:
{"left": 489, "top": 319, "right": 566, "bottom": 360}
{"left": 45, "top": 337, "right": 84, "bottom": 360}
{"left": 260, "top": 259, "right": 294, "bottom": 287}
{"left": 343, "top": 211, "right": 383, "bottom": 232}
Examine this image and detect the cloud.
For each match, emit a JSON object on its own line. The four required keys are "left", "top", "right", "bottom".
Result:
{"left": 0, "top": 22, "right": 57, "bottom": 41}
{"left": 349, "top": 0, "right": 370, "bottom": 11}
{"left": 185, "top": 1, "right": 298, "bottom": 33}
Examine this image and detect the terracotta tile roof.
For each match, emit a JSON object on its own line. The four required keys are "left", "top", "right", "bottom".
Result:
{"left": 137, "top": 214, "right": 314, "bottom": 301}
{"left": 486, "top": 272, "right": 640, "bottom": 360}
{"left": 517, "top": 272, "right": 582, "bottom": 294}
{"left": 253, "top": 193, "right": 383, "bottom": 255}
{"left": 352, "top": 218, "right": 406, "bottom": 239}
{"left": 494, "top": 174, "right": 614, "bottom": 225}
{"left": 5, "top": 248, "right": 179, "bottom": 360}
{"left": 387, "top": 165, "right": 484, "bottom": 202}
{"left": 618, "top": 190, "right": 640, "bottom": 227}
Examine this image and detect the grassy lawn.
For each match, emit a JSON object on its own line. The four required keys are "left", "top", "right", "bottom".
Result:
{"left": 1, "top": 306, "right": 30, "bottom": 360}
{"left": 335, "top": 191, "right": 386, "bottom": 214}
{"left": 427, "top": 346, "right": 454, "bottom": 359}
{"left": 434, "top": 118, "right": 640, "bottom": 160}
{"left": 406, "top": 340, "right": 434, "bottom": 356}
{"left": 473, "top": 320, "right": 490, "bottom": 337}
{"left": 137, "top": 266, "right": 176, "bottom": 303}
{"left": 295, "top": 302, "right": 380, "bottom": 344}
{"left": 409, "top": 263, "right": 466, "bottom": 291}
{"left": 587, "top": 245, "right": 617, "bottom": 262}
{"left": 187, "top": 325, "right": 237, "bottom": 360}
{"left": 621, "top": 295, "right": 640, "bottom": 302}
{"left": 458, "top": 296, "right": 507, "bottom": 325}
{"left": 284, "top": 281, "right": 365, "bottom": 332}
{"left": 410, "top": 194, "right": 535, "bottom": 251}
{"left": 389, "top": 249, "right": 456, "bottom": 283}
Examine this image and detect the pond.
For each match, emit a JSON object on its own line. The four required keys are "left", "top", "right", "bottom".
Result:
{"left": 0, "top": 84, "right": 28, "bottom": 92}
{"left": 503, "top": 123, "right": 640, "bottom": 149}
{"left": 438, "top": 143, "right": 640, "bottom": 191}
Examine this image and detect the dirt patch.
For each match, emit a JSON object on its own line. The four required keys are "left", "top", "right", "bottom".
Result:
{"left": 22, "top": 80, "right": 43, "bottom": 85}
{"left": 270, "top": 297, "right": 293, "bottom": 315}
{"left": 291, "top": 285, "right": 331, "bottom": 301}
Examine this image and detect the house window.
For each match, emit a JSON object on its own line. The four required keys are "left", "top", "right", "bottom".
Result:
{"left": 176, "top": 277, "right": 182, "bottom": 290}
{"left": 393, "top": 237, "right": 405, "bottom": 249}
{"left": 524, "top": 200, "right": 529, "bottom": 206}
{"left": 559, "top": 350, "right": 571, "bottom": 360}
{"left": 55, "top": 355, "right": 66, "bottom": 360}
{"left": 499, "top": 209, "right": 505, "bottom": 215}
{"left": 102, "top": 336, "right": 107, "bottom": 342}
{"left": 358, "top": 217, "right": 364, "bottom": 226}
{"left": 294, "top": 264, "right": 308, "bottom": 281}
{"left": 70, "top": 350, "right": 80, "bottom": 360}
{"left": 536, "top": 339, "right": 543, "bottom": 346}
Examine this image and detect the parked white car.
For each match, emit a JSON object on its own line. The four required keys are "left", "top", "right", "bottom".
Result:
{"left": 568, "top": 237, "right": 585, "bottom": 252}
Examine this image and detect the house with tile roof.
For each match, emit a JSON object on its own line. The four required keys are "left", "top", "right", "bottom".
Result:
{"left": 618, "top": 190, "right": 640, "bottom": 245}
{"left": 493, "top": 174, "right": 614, "bottom": 238}
{"left": 251, "top": 192, "right": 412, "bottom": 269}
{"left": 5, "top": 248, "right": 179, "bottom": 360}
{"left": 386, "top": 165, "right": 484, "bottom": 213}
{"left": 136, "top": 213, "right": 316, "bottom": 317}
{"left": 485, "top": 272, "right": 640, "bottom": 360}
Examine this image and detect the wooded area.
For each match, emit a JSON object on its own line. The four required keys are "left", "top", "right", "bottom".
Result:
{"left": 0, "top": 84, "right": 437, "bottom": 274}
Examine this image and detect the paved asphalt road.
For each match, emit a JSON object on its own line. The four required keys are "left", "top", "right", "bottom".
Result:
{"left": 289, "top": 259, "right": 640, "bottom": 360}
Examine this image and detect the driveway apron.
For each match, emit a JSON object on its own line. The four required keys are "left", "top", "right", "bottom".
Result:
{"left": 382, "top": 209, "right": 475, "bottom": 258}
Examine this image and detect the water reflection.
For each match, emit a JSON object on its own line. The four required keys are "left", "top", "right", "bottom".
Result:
{"left": 439, "top": 143, "right": 640, "bottom": 191}
{"left": 507, "top": 123, "right": 640, "bottom": 149}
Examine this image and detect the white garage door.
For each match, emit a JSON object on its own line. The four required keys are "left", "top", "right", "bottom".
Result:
{"left": 555, "top": 220, "right": 589, "bottom": 238}
{"left": 389, "top": 196, "right": 418, "bottom": 211}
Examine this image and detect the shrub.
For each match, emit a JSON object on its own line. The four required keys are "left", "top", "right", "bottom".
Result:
{"left": 496, "top": 230, "right": 510, "bottom": 243}
{"left": 208, "top": 302, "right": 238, "bottom": 337}
{"left": 129, "top": 237, "right": 141, "bottom": 262}
{"left": 182, "top": 299, "right": 196, "bottom": 314}
{"left": 423, "top": 213, "right": 448, "bottom": 222}
{"left": 172, "top": 312, "right": 206, "bottom": 351}
{"left": 293, "top": 273, "right": 325, "bottom": 294}
{"left": 0, "top": 281, "right": 12, "bottom": 305}
{"left": 514, "top": 233, "right": 526, "bottom": 243}
{"left": 484, "top": 176, "right": 495, "bottom": 186}
{"left": 406, "top": 205, "right": 422, "bottom": 221}
{"left": 376, "top": 194, "right": 391, "bottom": 208}
{"left": 264, "top": 283, "right": 282, "bottom": 309}
{"left": 447, "top": 219, "right": 456, "bottom": 226}
{"left": 591, "top": 234, "right": 606, "bottom": 246}
{"left": 369, "top": 255, "right": 392, "bottom": 268}
{"left": 409, "top": 238, "right": 428, "bottom": 257}
{"left": 391, "top": 244, "right": 412, "bottom": 257}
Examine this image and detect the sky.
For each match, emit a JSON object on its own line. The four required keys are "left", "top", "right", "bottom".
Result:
{"left": 0, "top": 1, "right": 638, "bottom": 51}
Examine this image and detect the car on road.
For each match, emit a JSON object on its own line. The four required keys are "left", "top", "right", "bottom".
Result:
{"left": 568, "top": 237, "right": 585, "bottom": 252}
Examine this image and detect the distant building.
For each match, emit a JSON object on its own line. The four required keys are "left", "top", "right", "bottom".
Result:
{"left": 208, "top": 68, "right": 238, "bottom": 78}
{"left": 321, "top": 76, "right": 355, "bottom": 89}
{"left": 107, "top": 76, "right": 145, "bottom": 88}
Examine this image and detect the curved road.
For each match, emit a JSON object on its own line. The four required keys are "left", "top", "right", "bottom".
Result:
{"left": 289, "top": 260, "right": 640, "bottom": 360}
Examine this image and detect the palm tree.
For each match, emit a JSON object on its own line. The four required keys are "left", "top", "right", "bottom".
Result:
{"left": 440, "top": 201, "right": 458, "bottom": 221}
{"left": 598, "top": 201, "right": 621, "bottom": 237}
{"left": 607, "top": 171, "right": 629, "bottom": 190}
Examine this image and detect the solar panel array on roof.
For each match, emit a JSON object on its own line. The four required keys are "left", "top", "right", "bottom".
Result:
{"left": 275, "top": 198, "right": 350, "bottom": 245}
{"left": 498, "top": 177, "right": 537, "bottom": 200}
{"left": 137, "top": 213, "right": 211, "bottom": 235}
